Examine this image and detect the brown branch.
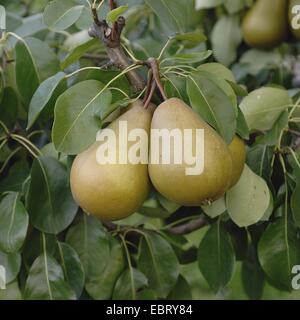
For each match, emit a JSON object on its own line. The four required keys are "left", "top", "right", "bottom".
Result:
{"left": 102, "top": 216, "right": 208, "bottom": 236}
{"left": 88, "top": 3, "right": 145, "bottom": 92}
{"left": 147, "top": 58, "right": 168, "bottom": 101}
{"left": 144, "top": 78, "right": 156, "bottom": 109}
{"left": 168, "top": 217, "right": 208, "bottom": 235}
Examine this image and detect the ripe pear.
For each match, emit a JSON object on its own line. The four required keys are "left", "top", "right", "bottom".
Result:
{"left": 242, "top": 0, "right": 288, "bottom": 49}
{"left": 148, "top": 98, "right": 232, "bottom": 206}
{"left": 228, "top": 136, "right": 246, "bottom": 188}
{"left": 289, "top": 0, "right": 300, "bottom": 40}
{"left": 70, "top": 100, "right": 154, "bottom": 221}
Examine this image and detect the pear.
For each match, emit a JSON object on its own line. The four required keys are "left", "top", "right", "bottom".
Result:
{"left": 289, "top": 0, "right": 300, "bottom": 40}
{"left": 228, "top": 136, "right": 246, "bottom": 188}
{"left": 148, "top": 98, "right": 232, "bottom": 206}
{"left": 70, "top": 100, "right": 154, "bottom": 221}
{"left": 242, "top": 0, "right": 288, "bottom": 49}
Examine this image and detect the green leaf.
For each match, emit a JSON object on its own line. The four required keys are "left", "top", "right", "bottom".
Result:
{"left": 137, "top": 231, "right": 180, "bottom": 298}
{"left": 27, "top": 72, "right": 66, "bottom": 129}
{"left": 66, "top": 215, "right": 125, "bottom": 299}
{"left": 211, "top": 15, "right": 242, "bottom": 66}
{"left": 145, "top": 0, "right": 194, "bottom": 34}
{"left": 173, "top": 31, "right": 207, "bottom": 44}
{"left": 137, "top": 289, "right": 158, "bottom": 300}
{"left": 242, "top": 246, "right": 265, "bottom": 300}
{"left": 22, "top": 230, "right": 57, "bottom": 267}
{"left": 61, "top": 38, "right": 98, "bottom": 70}
{"left": 198, "top": 222, "right": 235, "bottom": 292}
{"left": 156, "top": 193, "right": 180, "bottom": 214}
{"left": 164, "top": 74, "right": 189, "bottom": 102}
{"left": 257, "top": 111, "right": 289, "bottom": 146}
{"left": 239, "top": 87, "right": 292, "bottom": 132}
{"left": 258, "top": 218, "right": 300, "bottom": 291}
{"left": 187, "top": 72, "right": 236, "bottom": 144}
{"left": 240, "top": 49, "right": 281, "bottom": 76}
{"left": 0, "top": 87, "right": 19, "bottom": 129}
{"left": 246, "top": 144, "right": 273, "bottom": 183}
{"left": 0, "top": 192, "right": 29, "bottom": 253}
{"left": 198, "top": 70, "right": 238, "bottom": 114}
{"left": 44, "top": 0, "right": 84, "bottom": 31}
{"left": 291, "top": 177, "right": 300, "bottom": 227}
{"left": 106, "top": 5, "right": 129, "bottom": 23}
{"left": 163, "top": 50, "right": 212, "bottom": 64}
{"left": 25, "top": 37, "right": 60, "bottom": 81}
{"left": 52, "top": 80, "right": 112, "bottom": 155}
{"left": 167, "top": 275, "right": 193, "bottom": 300}
{"left": 24, "top": 254, "right": 76, "bottom": 300}
{"left": 85, "top": 235, "right": 125, "bottom": 300}
{"left": 228, "top": 81, "right": 248, "bottom": 96}
{"left": 0, "top": 251, "right": 21, "bottom": 284}
{"left": 15, "top": 37, "right": 60, "bottom": 107}
{"left": 226, "top": 165, "right": 270, "bottom": 227}
{"left": 197, "top": 62, "right": 236, "bottom": 82}
{"left": 0, "top": 160, "right": 30, "bottom": 193}
{"left": 236, "top": 106, "right": 250, "bottom": 139}
{"left": 201, "top": 197, "right": 226, "bottom": 218}
{"left": 55, "top": 242, "right": 85, "bottom": 298}
{"left": 113, "top": 268, "right": 148, "bottom": 300}
{"left": 27, "top": 156, "right": 78, "bottom": 234}
{"left": 15, "top": 39, "right": 39, "bottom": 106}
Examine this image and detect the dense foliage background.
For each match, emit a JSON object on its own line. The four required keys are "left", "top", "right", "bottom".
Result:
{"left": 0, "top": 0, "right": 300, "bottom": 300}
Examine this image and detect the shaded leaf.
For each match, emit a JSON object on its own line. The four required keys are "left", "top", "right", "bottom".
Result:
{"left": 167, "top": 275, "right": 193, "bottom": 300}
{"left": 24, "top": 254, "right": 76, "bottom": 300}
{"left": 137, "top": 231, "right": 179, "bottom": 298}
{"left": 198, "top": 222, "right": 235, "bottom": 292}
{"left": 66, "top": 215, "right": 125, "bottom": 299}
{"left": 55, "top": 242, "right": 85, "bottom": 298}
{"left": 0, "top": 251, "right": 21, "bottom": 284}
{"left": 258, "top": 218, "right": 300, "bottom": 291}
{"left": 27, "top": 71, "right": 66, "bottom": 129}
{"left": 27, "top": 156, "right": 78, "bottom": 234}
{"left": 0, "top": 192, "right": 28, "bottom": 253}
{"left": 113, "top": 268, "right": 148, "bottom": 300}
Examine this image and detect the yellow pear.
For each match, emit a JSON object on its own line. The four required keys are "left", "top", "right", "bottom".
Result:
{"left": 289, "top": 0, "right": 300, "bottom": 40}
{"left": 242, "top": 0, "right": 288, "bottom": 49}
{"left": 148, "top": 98, "right": 232, "bottom": 206}
{"left": 228, "top": 136, "right": 246, "bottom": 188}
{"left": 70, "top": 100, "right": 154, "bottom": 221}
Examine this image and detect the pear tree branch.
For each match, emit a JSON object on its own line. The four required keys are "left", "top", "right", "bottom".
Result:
{"left": 88, "top": 1, "right": 145, "bottom": 91}
{"left": 102, "top": 216, "right": 208, "bottom": 236}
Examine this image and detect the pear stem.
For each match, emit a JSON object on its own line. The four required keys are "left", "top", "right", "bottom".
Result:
{"left": 143, "top": 78, "right": 157, "bottom": 109}
{"left": 147, "top": 58, "right": 168, "bottom": 102}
